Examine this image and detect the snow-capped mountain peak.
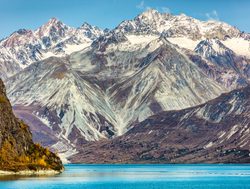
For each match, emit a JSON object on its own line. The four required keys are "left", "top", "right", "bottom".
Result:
{"left": 0, "top": 18, "right": 106, "bottom": 79}
{"left": 137, "top": 8, "right": 172, "bottom": 21}
{"left": 35, "top": 17, "right": 70, "bottom": 34}
{"left": 81, "top": 22, "right": 95, "bottom": 29}
{"left": 115, "top": 9, "right": 244, "bottom": 41}
{"left": 48, "top": 17, "right": 60, "bottom": 24}
{"left": 35, "top": 17, "right": 73, "bottom": 45}
{"left": 1, "top": 10, "right": 249, "bottom": 82}
{"left": 76, "top": 22, "right": 105, "bottom": 41}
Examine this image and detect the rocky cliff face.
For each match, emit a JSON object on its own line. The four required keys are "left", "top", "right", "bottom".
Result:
{"left": 0, "top": 79, "right": 63, "bottom": 172}
{"left": 70, "top": 85, "right": 250, "bottom": 163}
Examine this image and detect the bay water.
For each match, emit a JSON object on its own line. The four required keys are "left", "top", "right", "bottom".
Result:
{"left": 1, "top": 164, "right": 250, "bottom": 189}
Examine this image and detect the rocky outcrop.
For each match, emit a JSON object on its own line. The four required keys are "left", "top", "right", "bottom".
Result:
{"left": 0, "top": 79, "right": 63, "bottom": 173}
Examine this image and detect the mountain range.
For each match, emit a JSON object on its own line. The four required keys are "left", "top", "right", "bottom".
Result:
{"left": 0, "top": 18, "right": 104, "bottom": 80}
{"left": 1, "top": 9, "right": 249, "bottom": 163}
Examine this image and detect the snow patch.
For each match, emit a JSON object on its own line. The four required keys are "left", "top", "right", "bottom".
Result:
{"left": 226, "top": 125, "right": 239, "bottom": 140}
{"left": 222, "top": 38, "right": 250, "bottom": 58}
{"left": 204, "top": 142, "right": 213, "bottom": 149}
{"left": 218, "top": 131, "right": 226, "bottom": 139}
{"left": 167, "top": 37, "right": 199, "bottom": 50}
{"left": 64, "top": 43, "right": 91, "bottom": 54}
{"left": 126, "top": 35, "right": 158, "bottom": 45}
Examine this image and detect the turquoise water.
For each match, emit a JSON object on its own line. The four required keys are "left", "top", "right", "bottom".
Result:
{"left": 1, "top": 164, "right": 250, "bottom": 189}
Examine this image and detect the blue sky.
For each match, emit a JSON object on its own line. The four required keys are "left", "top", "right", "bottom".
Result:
{"left": 0, "top": 0, "right": 249, "bottom": 39}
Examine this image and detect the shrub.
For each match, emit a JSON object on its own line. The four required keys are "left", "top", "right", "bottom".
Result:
{"left": 37, "top": 157, "right": 47, "bottom": 167}
{"left": 0, "top": 95, "right": 7, "bottom": 104}
{"left": 19, "top": 120, "right": 28, "bottom": 130}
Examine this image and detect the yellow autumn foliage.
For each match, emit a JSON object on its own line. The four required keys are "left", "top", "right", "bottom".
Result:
{"left": 37, "top": 157, "right": 47, "bottom": 167}
{"left": 19, "top": 120, "right": 28, "bottom": 130}
{"left": 45, "top": 147, "right": 51, "bottom": 156}
{"left": 0, "top": 94, "right": 7, "bottom": 103}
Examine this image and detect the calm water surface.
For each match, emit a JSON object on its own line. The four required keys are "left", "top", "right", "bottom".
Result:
{"left": 1, "top": 164, "right": 250, "bottom": 189}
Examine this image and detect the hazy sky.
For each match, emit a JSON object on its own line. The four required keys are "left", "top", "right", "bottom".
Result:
{"left": 0, "top": 0, "right": 249, "bottom": 39}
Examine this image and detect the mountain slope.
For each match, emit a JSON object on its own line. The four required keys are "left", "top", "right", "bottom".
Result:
{"left": 6, "top": 36, "right": 226, "bottom": 156}
{"left": 70, "top": 85, "right": 250, "bottom": 163}
{"left": 102, "top": 37, "right": 225, "bottom": 133}
{"left": 6, "top": 56, "right": 118, "bottom": 159}
{"left": 0, "top": 79, "right": 63, "bottom": 172}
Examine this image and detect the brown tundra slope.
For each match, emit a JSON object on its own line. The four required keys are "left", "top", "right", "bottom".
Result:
{"left": 70, "top": 85, "right": 250, "bottom": 163}
{"left": 0, "top": 79, "right": 63, "bottom": 172}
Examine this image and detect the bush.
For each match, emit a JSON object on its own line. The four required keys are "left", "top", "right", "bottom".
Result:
{"left": 37, "top": 157, "right": 47, "bottom": 167}
{"left": 0, "top": 95, "right": 7, "bottom": 104}
{"left": 19, "top": 120, "right": 28, "bottom": 130}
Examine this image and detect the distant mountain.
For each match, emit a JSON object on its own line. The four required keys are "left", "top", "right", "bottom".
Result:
{"left": 1, "top": 9, "right": 249, "bottom": 80}
{"left": 2, "top": 9, "right": 250, "bottom": 161}
{"left": 195, "top": 38, "right": 236, "bottom": 66}
{"left": 0, "top": 18, "right": 104, "bottom": 80}
{"left": 70, "top": 85, "right": 250, "bottom": 163}
{"left": 0, "top": 79, "right": 63, "bottom": 172}
{"left": 115, "top": 9, "right": 245, "bottom": 40}
{"left": 187, "top": 38, "right": 250, "bottom": 87}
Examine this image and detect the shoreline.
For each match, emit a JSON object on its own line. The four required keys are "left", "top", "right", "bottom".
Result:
{"left": 0, "top": 169, "right": 62, "bottom": 176}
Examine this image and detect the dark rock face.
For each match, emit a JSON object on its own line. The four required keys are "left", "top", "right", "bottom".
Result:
{"left": 194, "top": 39, "right": 235, "bottom": 68}
{"left": 0, "top": 79, "right": 63, "bottom": 172}
{"left": 70, "top": 85, "right": 250, "bottom": 163}
{"left": 91, "top": 31, "right": 127, "bottom": 51}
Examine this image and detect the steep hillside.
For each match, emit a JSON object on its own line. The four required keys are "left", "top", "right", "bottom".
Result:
{"left": 0, "top": 79, "right": 63, "bottom": 172}
{"left": 71, "top": 85, "right": 250, "bottom": 163}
